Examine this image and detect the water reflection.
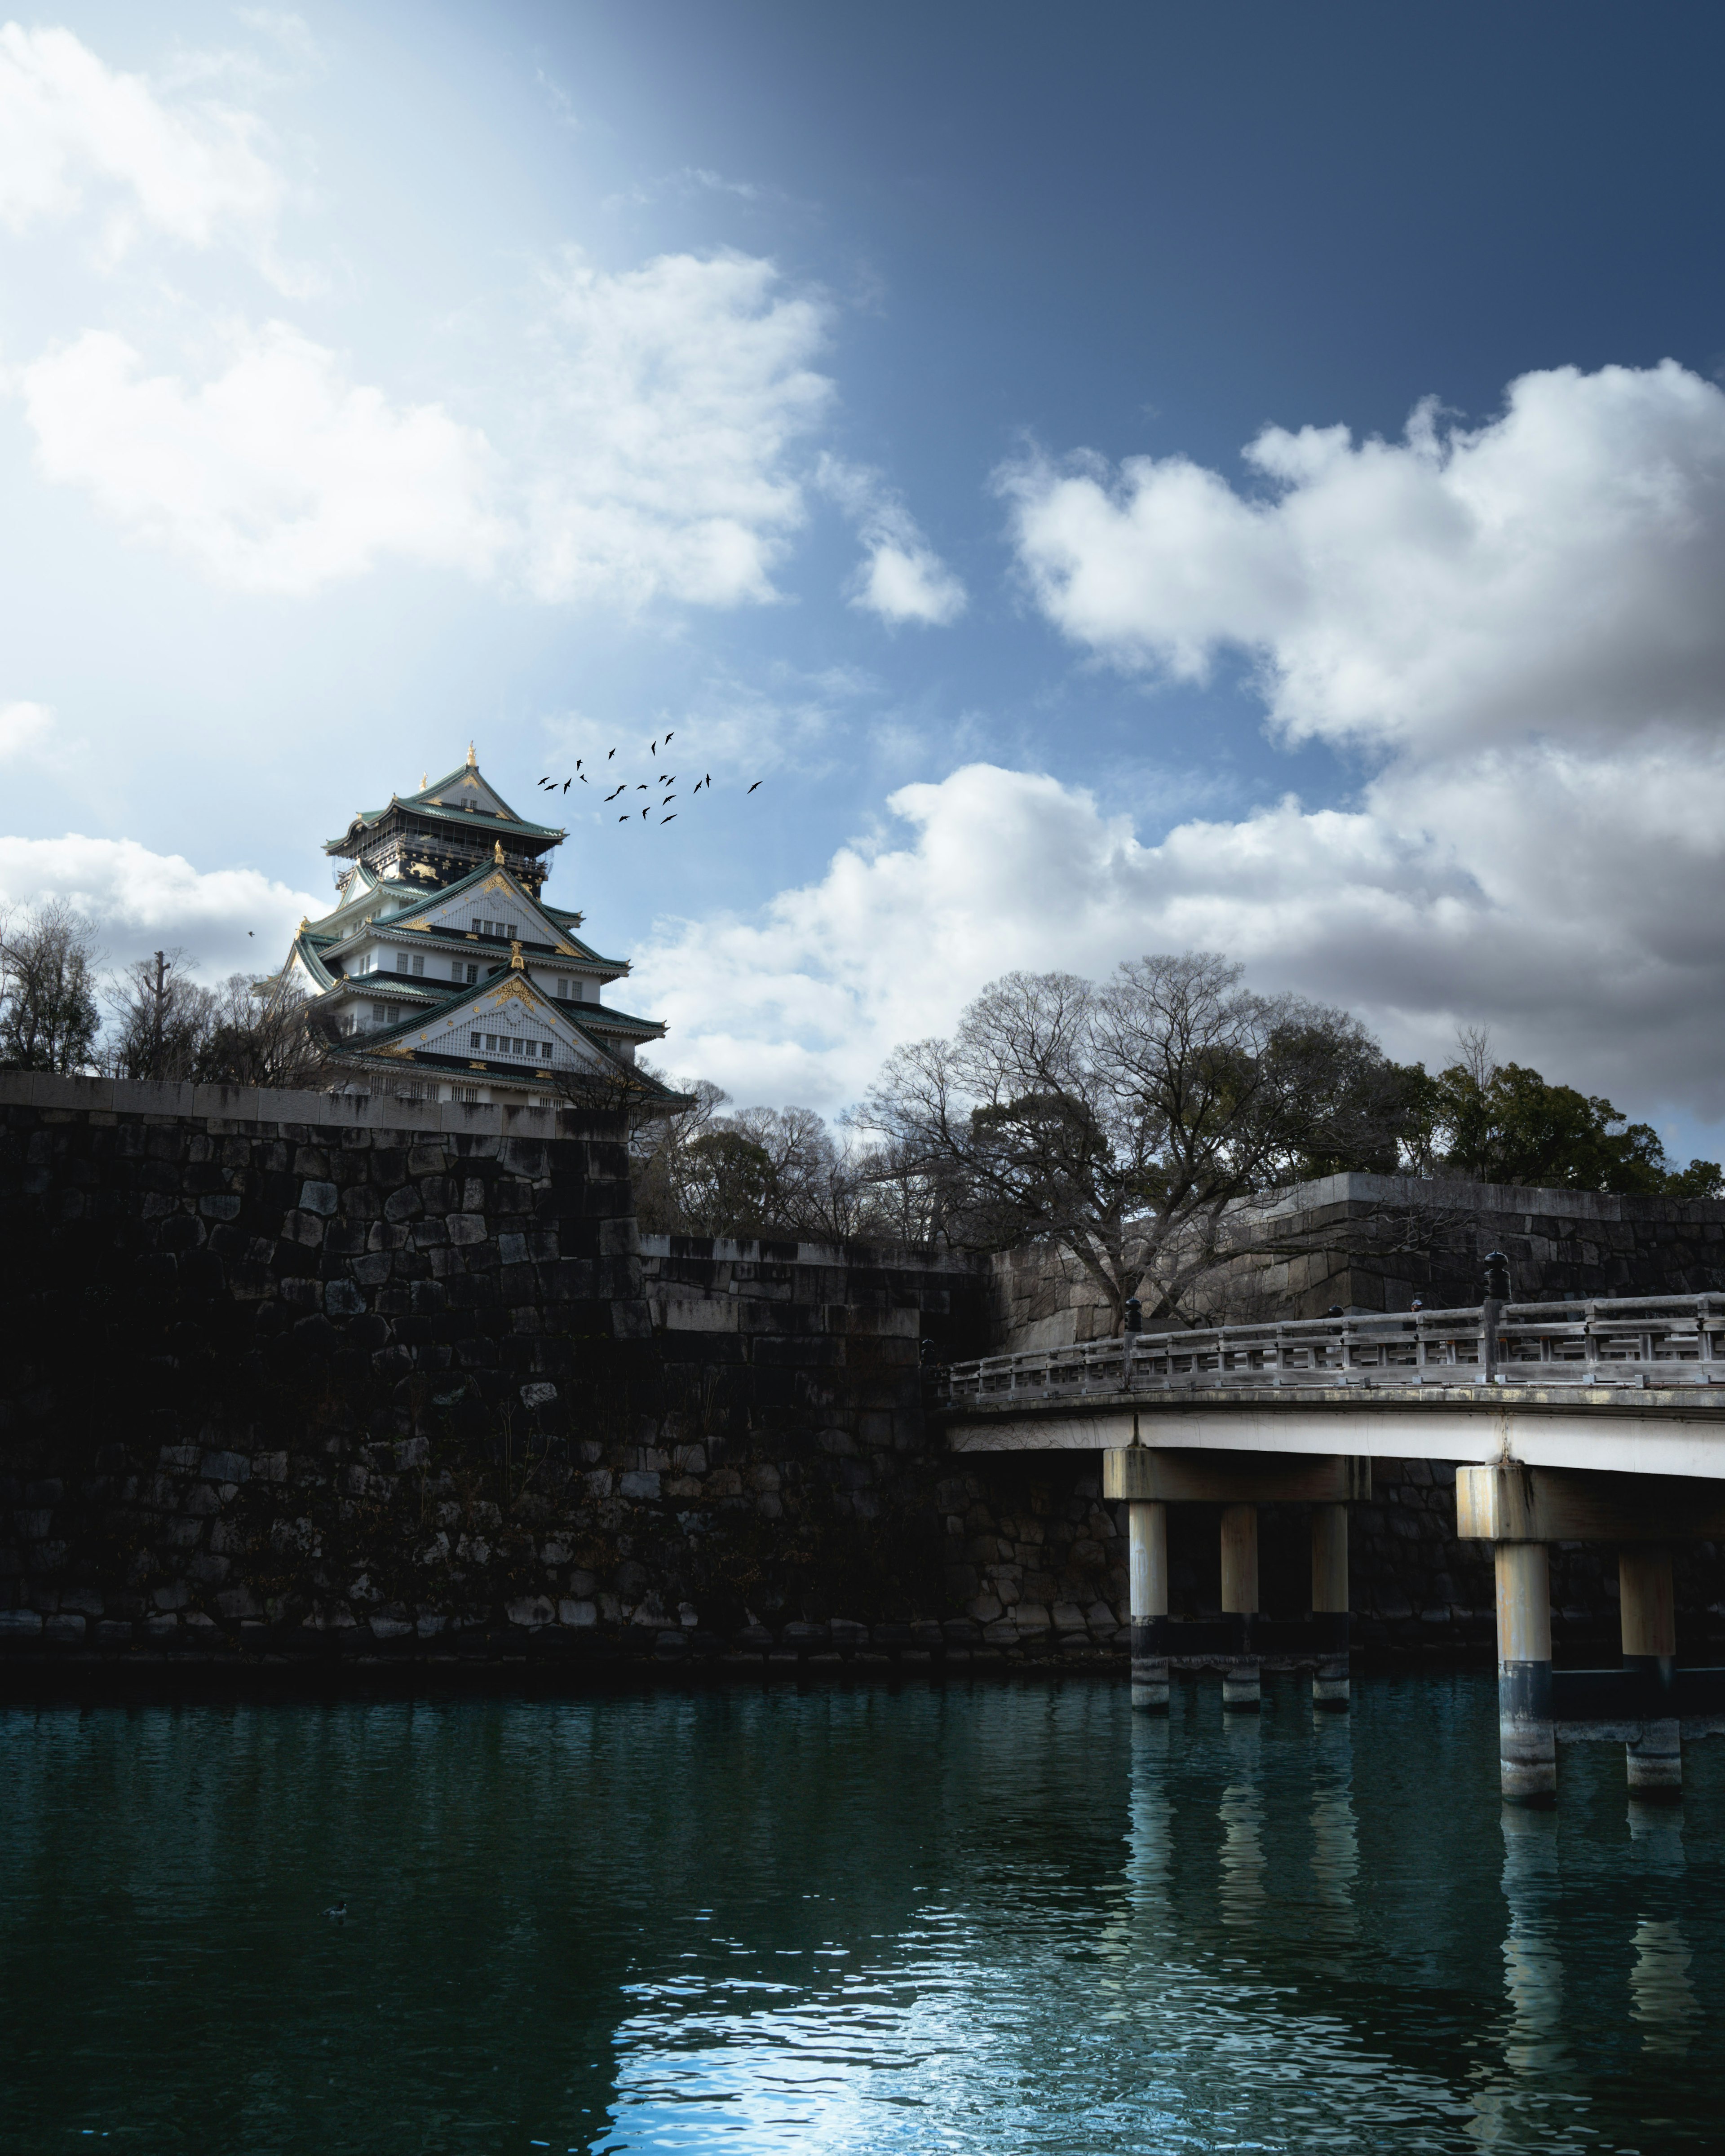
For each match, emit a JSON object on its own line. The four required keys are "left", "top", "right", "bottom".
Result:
{"left": 1499, "top": 1808, "right": 1567, "bottom": 2081}
{"left": 1217, "top": 1712, "right": 1265, "bottom": 1928}
{"left": 1628, "top": 1802, "right": 1694, "bottom": 2055}
{"left": 1308, "top": 1710, "right": 1358, "bottom": 1942}
{"left": 3, "top": 1681, "right": 1724, "bottom": 2152}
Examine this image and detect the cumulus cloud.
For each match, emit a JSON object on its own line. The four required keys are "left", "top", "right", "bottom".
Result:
{"left": 819, "top": 455, "right": 967, "bottom": 626}
{"left": 630, "top": 753, "right": 1725, "bottom": 1121}
{"left": 13, "top": 248, "right": 837, "bottom": 609}
{"left": 0, "top": 701, "right": 55, "bottom": 761}
{"left": 1002, "top": 359, "right": 1725, "bottom": 754}
{"left": 0, "top": 832, "right": 319, "bottom": 977}
{"left": 634, "top": 360, "right": 1725, "bottom": 1125}
{"left": 520, "top": 249, "right": 833, "bottom": 610}
{"left": 15, "top": 323, "right": 507, "bottom": 594}
{"left": 0, "top": 21, "right": 298, "bottom": 284}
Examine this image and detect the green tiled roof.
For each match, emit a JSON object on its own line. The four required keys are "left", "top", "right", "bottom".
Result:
{"left": 325, "top": 760, "right": 566, "bottom": 850}
{"left": 305, "top": 856, "right": 624, "bottom": 970}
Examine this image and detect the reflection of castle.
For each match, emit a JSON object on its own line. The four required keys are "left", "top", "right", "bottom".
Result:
{"left": 279, "top": 746, "right": 677, "bottom": 1106}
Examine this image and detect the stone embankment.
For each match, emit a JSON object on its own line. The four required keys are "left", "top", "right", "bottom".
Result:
{"left": 1, "top": 1075, "right": 1716, "bottom": 1679}
{"left": 993, "top": 1171, "right": 1725, "bottom": 1348}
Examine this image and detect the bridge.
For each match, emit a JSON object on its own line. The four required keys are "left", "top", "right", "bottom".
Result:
{"left": 933, "top": 1292, "right": 1725, "bottom": 1807}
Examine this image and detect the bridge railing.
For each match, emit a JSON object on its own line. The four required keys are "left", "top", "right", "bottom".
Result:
{"left": 933, "top": 1294, "right": 1725, "bottom": 1405}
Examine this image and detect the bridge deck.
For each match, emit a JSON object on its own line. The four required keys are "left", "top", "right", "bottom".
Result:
{"left": 935, "top": 1295, "right": 1725, "bottom": 1477}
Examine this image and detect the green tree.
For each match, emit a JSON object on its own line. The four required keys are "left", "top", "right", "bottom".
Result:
{"left": 1412, "top": 1051, "right": 1721, "bottom": 1197}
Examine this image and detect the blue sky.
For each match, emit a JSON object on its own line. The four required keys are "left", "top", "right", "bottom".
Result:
{"left": 6, "top": 2, "right": 1725, "bottom": 1156}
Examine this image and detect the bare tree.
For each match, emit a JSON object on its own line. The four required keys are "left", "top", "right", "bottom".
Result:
{"left": 194, "top": 971, "right": 340, "bottom": 1088}
{"left": 855, "top": 952, "right": 1407, "bottom": 1329}
{"left": 625, "top": 1082, "right": 920, "bottom": 1243}
{"left": 0, "top": 901, "right": 101, "bottom": 1072}
{"left": 1454, "top": 1022, "right": 1498, "bottom": 1092}
{"left": 105, "top": 949, "right": 219, "bottom": 1079}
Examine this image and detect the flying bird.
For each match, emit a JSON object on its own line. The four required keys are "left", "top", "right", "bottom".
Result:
{"left": 617, "top": 815, "right": 628, "bottom": 822}
{"left": 641, "top": 805, "right": 650, "bottom": 820}
{"left": 661, "top": 813, "right": 677, "bottom": 823}
{"left": 538, "top": 776, "right": 549, "bottom": 785}
{"left": 666, "top": 731, "right": 674, "bottom": 743}
{"left": 607, "top": 748, "right": 615, "bottom": 760}
{"left": 650, "top": 738, "right": 658, "bottom": 754}
{"left": 576, "top": 759, "right": 583, "bottom": 769}
{"left": 748, "top": 781, "right": 762, "bottom": 793}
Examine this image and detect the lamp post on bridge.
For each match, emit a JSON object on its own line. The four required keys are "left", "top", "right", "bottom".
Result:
{"left": 1481, "top": 1250, "right": 1511, "bottom": 1384}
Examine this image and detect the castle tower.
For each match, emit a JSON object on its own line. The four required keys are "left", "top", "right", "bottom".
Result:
{"left": 276, "top": 751, "right": 677, "bottom": 1107}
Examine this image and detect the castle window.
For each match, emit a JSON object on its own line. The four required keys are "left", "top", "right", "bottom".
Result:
{"left": 370, "top": 1003, "right": 388, "bottom": 1024}
{"left": 469, "top": 1033, "right": 481, "bottom": 1049}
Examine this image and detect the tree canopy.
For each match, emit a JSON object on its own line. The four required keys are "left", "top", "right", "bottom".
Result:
{"left": 0, "top": 902, "right": 100, "bottom": 1073}
{"left": 853, "top": 953, "right": 1408, "bottom": 1325}
{"left": 1399, "top": 1054, "right": 1721, "bottom": 1198}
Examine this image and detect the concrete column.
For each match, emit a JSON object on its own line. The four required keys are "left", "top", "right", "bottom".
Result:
{"left": 1220, "top": 1502, "right": 1260, "bottom": 1709}
{"left": 1495, "top": 1542, "right": 1556, "bottom": 1806}
{"left": 1620, "top": 1547, "right": 1681, "bottom": 1801}
{"left": 1311, "top": 1502, "right": 1350, "bottom": 1709}
{"left": 1128, "top": 1499, "right": 1169, "bottom": 1711}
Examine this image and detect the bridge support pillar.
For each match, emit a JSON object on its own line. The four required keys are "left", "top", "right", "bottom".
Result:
{"left": 1495, "top": 1541, "right": 1557, "bottom": 1807}
{"left": 1311, "top": 1503, "right": 1350, "bottom": 1709}
{"left": 1220, "top": 1503, "right": 1261, "bottom": 1709}
{"left": 1128, "top": 1501, "right": 1169, "bottom": 1711}
{"left": 1620, "top": 1548, "right": 1681, "bottom": 1801}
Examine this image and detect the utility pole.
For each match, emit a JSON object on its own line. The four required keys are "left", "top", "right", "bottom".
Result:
{"left": 149, "top": 950, "right": 169, "bottom": 1077}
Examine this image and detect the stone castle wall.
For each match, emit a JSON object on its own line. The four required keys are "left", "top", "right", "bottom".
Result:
{"left": 0, "top": 1078, "right": 1716, "bottom": 1675}
{"left": 990, "top": 1172, "right": 1725, "bottom": 1350}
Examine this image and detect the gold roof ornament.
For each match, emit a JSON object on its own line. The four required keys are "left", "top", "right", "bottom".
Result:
{"left": 466, "top": 741, "right": 477, "bottom": 767}
{"left": 494, "top": 839, "right": 505, "bottom": 865}
{"left": 509, "top": 939, "right": 526, "bottom": 972}
{"left": 421, "top": 773, "right": 428, "bottom": 788}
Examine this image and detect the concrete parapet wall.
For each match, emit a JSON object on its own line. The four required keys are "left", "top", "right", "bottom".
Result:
{"left": 0, "top": 1069, "right": 565, "bottom": 1139}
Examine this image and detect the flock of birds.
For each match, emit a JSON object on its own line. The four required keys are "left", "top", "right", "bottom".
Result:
{"left": 535, "top": 732, "right": 763, "bottom": 825}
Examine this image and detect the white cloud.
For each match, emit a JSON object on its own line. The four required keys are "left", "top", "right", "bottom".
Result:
{"left": 628, "top": 352, "right": 1725, "bottom": 1125}
{"left": 1002, "top": 359, "right": 1725, "bottom": 755}
{"left": 0, "top": 21, "right": 298, "bottom": 283}
{"left": 13, "top": 248, "right": 838, "bottom": 610}
{"left": 0, "top": 701, "right": 55, "bottom": 760}
{"left": 0, "top": 832, "right": 319, "bottom": 976}
{"left": 520, "top": 248, "right": 833, "bottom": 610}
{"left": 630, "top": 751, "right": 1725, "bottom": 1122}
{"left": 819, "top": 455, "right": 967, "bottom": 626}
{"left": 16, "top": 323, "right": 508, "bottom": 593}
{"left": 670, "top": 360, "right": 1712, "bottom": 1132}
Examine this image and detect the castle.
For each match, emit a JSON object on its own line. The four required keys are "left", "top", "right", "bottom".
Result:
{"left": 279, "top": 746, "right": 676, "bottom": 1107}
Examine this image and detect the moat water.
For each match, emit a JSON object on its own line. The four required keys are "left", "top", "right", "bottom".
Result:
{"left": 1, "top": 1674, "right": 1721, "bottom": 2154}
